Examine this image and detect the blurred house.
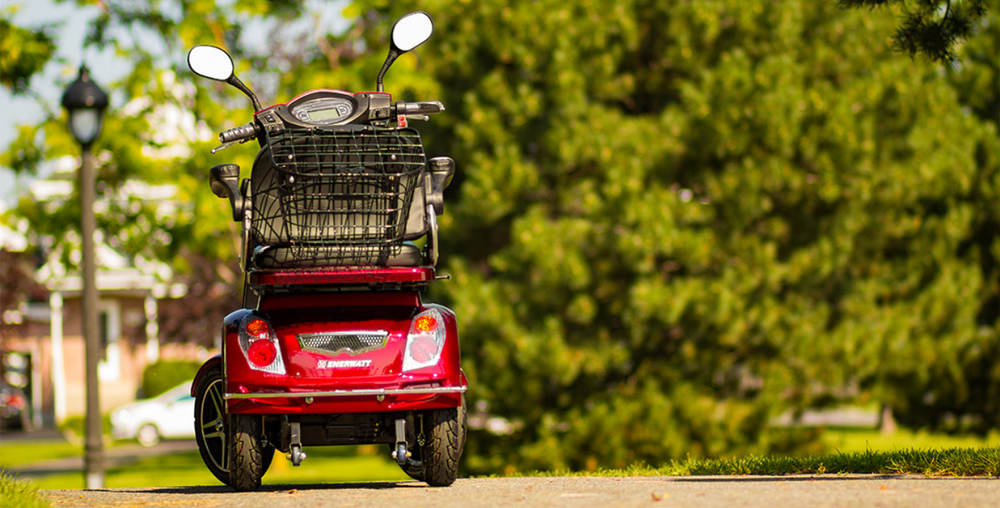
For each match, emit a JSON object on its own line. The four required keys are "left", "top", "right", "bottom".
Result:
{"left": 0, "top": 162, "right": 199, "bottom": 429}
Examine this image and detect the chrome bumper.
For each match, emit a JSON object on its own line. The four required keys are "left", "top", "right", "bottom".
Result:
{"left": 224, "top": 385, "right": 466, "bottom": 400}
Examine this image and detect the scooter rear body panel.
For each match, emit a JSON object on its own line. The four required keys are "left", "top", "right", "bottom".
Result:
{"left": 222, "top": 290, "right": 465, "bottom": 415}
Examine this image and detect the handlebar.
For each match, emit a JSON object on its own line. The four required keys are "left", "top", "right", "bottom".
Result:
{"left": 219, "top": 123, "right": 259, "bottom": 144}
{"left": 215, "top": 102, "right": 444, "bottom": 148}
{"left": 394, "top": 101, "right": 445, "bottom": 115}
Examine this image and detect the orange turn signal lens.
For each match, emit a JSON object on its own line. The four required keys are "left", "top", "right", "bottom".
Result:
{"left": 414, "top": 315, "right": 439, "bottom": 333}
{"left": 246, "top": 319, "right": 270, "bottom": 338}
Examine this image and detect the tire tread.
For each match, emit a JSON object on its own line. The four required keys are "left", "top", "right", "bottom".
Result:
{"left": 422, "top": 407, "right": 461, "bottom": 487}
{"left": 230, "top": 414, "right": 264, "bottom": 491}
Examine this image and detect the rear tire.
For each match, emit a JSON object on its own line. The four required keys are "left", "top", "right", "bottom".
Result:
{"left": 420, "top": 404, "right": 464, "bottom": 486}
{"left": 394, "top": 397, "right": 466, "bottom": 484}
{"left": 230, "top": 413, "right": 266, "bottom": 491}
{"left": 194, "top": 366, "right": 230, "bottom": 486}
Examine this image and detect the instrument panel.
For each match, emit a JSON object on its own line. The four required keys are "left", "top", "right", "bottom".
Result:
{"left": 290, "top": 95, "right": 355, "bottom": 126}
{"left": 262, "top": 90, "right": 393, "bottom": 129}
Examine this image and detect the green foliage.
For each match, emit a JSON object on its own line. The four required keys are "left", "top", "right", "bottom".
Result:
{"left": 947, "top": 1, "right": 1000, "bottom": 129}
{"left": 374, "top": 0, "right": 999, "bottom": 472}
{"left": 0, "top": 15, "right": 56, "bottom": 96}
{"left": 3, "top": 0, "right": 998, "bottom": 476}
{"left": 140, "top": 360, "right": 200, "bottom": 398}
{"left": 58, "top": 414, "right": 112, "bottom": 438}
{"left": 0, "top": 474, "right": 50, "bottom": 508}
{"left": 839, "top": 0, "right": 992, "bottom": 64}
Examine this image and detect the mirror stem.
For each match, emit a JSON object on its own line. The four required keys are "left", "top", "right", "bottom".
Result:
{"left": 228, "top": 75, "right": 262, "bottom": 112}
{"left": 376, "top": 49, "right": 400, "bottom": 93}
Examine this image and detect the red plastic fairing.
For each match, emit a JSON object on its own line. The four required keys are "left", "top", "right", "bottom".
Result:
{"left": 255, "top": 104, "right": 281, "bottom": 115}
{"left": 223, "top": 295, "right": 464, "bottom": 415}
{"left": 249, "top": 267, "right": 435, "bottom": 287}
{"left": 227, "top": 390, "right": 463, "bottom": 415}
{"left": 259, "top": 291, "right": 421, "bottom": 311}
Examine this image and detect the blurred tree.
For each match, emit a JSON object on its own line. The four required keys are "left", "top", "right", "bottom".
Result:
{"left": 2, "top": 0, "right": 998, "bottom": 475}
{"left": 0, "top": 14, "right": 56, "bottom": 96}
{"left": 890, "top": 0, "right": 1000, "bottom": 432}
{"left": 838, "top": 0, "right": 992, "bottom": 64}
{"left": 392, "top": 0, "right": 1000, "bottom": 471}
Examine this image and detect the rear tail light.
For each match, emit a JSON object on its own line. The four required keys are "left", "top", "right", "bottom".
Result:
{"left": 247, "top": 339, "right": 277, "bottom": 367}
{"left": 402, "top": 308, "right": 446, "bottom": 372}
{"left": 238, "top": 316, "right": 286, "bottom": 374}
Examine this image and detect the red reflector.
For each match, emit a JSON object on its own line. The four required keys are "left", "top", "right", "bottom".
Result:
{"left": 414, "top": 315, "right": 438, "bottom": 333}
{"left": 248, "top": 339, "right": 277, "bottom": 367}
{"left": 246, "top": 319, "right": 270, "bottom": 338}
{"left": 409, "top": 335, "right": 439, "bottom": 363}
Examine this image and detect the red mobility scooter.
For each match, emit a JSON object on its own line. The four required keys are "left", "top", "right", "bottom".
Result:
{"left": 186, "top": 12, "right": 466, "bottom": 491}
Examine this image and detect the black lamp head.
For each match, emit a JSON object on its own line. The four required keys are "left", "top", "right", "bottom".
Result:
{"left": 61, "top": 65, "right": 109, "bottom": 146}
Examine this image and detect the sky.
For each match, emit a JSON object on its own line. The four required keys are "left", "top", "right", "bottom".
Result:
{"left": 0, "top": 0, "right": 349, "bottom": 208}
{"left": 0, "top": 0, "right": 119, "bottom": 206}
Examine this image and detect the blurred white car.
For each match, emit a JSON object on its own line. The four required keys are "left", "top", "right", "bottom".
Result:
{"left": 111, "top": 382, "right": 195, "bottom": 447}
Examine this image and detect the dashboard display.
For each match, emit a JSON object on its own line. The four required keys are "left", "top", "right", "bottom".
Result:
{"left": 290, "top": 96, "right": 355, "bottom": 125}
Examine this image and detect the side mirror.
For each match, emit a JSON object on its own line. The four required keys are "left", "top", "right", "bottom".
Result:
{"left": 391, "top": 11, "right": 434, "bottom": 53}
{"left": 187, "top": 45, "right": 262, "bottom": 112}
{"left": 187, "top": 45, "right": 234, "bottom": 82}
{"left": 376, "top": 11, "right": 434, "bottom": 92}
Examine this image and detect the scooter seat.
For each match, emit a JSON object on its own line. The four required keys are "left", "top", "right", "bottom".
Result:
{"left": 251, "top": 242, "right": 422, "bottom": 269}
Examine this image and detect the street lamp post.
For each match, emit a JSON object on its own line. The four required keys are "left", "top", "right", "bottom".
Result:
{"left": 61, "top": 65, "right": 109, "bottom": 490}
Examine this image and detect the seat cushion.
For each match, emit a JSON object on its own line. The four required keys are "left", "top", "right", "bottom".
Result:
{"left": 252, "top": 242, "right": 422, "bottom": 269}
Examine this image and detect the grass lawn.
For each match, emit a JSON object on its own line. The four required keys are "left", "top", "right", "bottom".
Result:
{"left": 0, "top": 442, "right": 82, "bottom": 469}
{"left": 14, "top": 444, "right": 407, "bottom": 490}
{"left": 655, "top": 446, "right": 1000, "bottom": 476}
{"left": 0, "top": 475, "right": 49, "bottom": 508}
{"left": 6, "top": 424, "right": 1000, "bottom": 490}
{"left": 821, "top": 427, "right": 1000, "bottom": 454}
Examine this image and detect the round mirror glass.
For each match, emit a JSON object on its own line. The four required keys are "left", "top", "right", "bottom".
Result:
{"left": 392, "top": 12, "right": 434, "bottom": 52}
{"left": 187, "top": 45, "right": 234, "bottom": 81}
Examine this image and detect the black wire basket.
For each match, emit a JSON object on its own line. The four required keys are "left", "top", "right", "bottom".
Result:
{"left": 250, "top": 126, "right": 426, "bottom": 268}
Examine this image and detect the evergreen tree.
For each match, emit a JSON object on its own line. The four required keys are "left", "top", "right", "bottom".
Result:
{"left": 839, "top": 0, "right": 992, "bottom": 64}
{"left": 2, "top": 0, "right": 997, "bottom": 473}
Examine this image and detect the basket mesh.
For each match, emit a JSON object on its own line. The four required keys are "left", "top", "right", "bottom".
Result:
{"left": 251, "top": 126, "right": 425, "bottom": 267}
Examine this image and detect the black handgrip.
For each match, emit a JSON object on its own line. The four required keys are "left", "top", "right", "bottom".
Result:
{"left": 219, "top": 123, "right": 258, "bottom": 143}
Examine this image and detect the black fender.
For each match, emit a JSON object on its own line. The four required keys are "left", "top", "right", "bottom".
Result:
{"left": 190, "top": 355, "right": 223, "bottom": 397}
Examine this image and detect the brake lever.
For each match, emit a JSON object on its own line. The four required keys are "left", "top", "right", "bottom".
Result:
{"left": 211, "top": 141, "right": 239, "bottom": 154}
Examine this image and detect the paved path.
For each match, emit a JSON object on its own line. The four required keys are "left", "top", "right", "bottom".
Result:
{"left": 41, "top": 475, "right": 1000, "bottom": 508}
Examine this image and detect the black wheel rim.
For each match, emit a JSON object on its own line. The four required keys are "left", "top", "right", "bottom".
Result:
{"left": 199, "top": 378, "right": 229, "bottom": 473}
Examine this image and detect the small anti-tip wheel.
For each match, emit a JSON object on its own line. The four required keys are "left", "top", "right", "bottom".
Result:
{"left": 395, "top": 443, "right": 409, "bottom": 466}
{"left": 289, "top": 444, "right": 306, "bottom": 466}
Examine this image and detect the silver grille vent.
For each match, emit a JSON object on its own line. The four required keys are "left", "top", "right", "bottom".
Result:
{"left": 297, "top": 330, "right": 389, "bottom": 356}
